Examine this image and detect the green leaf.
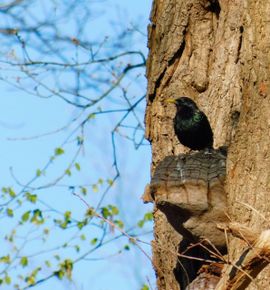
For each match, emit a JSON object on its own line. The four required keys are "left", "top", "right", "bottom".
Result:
{"left": 0, "top": 255, "right": 10, "bottom": 264}
{"left": 54, "top": 219, "right": 66, "bottom": 229}
{"left": 64, "top": 211, "right": 71, "bottom": 220}
{"left": 137, "top": 220, "right": 144, "bottom": 228}
{"left": 6, "top": 229, "right": 15, "bottom": 242}
{"left": 80, "top": 234, "right": 86, "bottom": 241}
{"left": 107, "top": 179, "right": 114, "bottom": 186}
{"left": 124, "top": 245, "right": 130, "bottom": 251}
{"left": 97, "top": 178, "right": 104, "bottom": 185}
{"left": 54, "top": 212, "right": 72, "bottom": 229}
{"left": 25, "top": 276, "right": 34, "bottom": 285}
{"left": 65, "top": 169, "right": 71, "bottom": 176}
{"left": 21, "top": 211, "right": 31, "bottom": 222}
{"left": 90, "top": 238, "right": 98, "bottom": 245}
{"left": 36, "top": 169, "right": 42, "bottom": 177}
{"left": 30, "top": 209, "right": 44, "bottom": 225}
{"left": 87, "top": 113, "right": 96, "bottom": 119}
{"left": 55, "top": 147, "right": 65, "bottom": 156}
{"left": 75, "top": 162, "right": 81, "bottom": 171}
{"left": 4, "top": 275, "right": 11, "bottom": 285}
{"left": 55, "top": 270, "right": 64, "bottom": 280}
{"left": 6, "top": 208, "right": 14, "bottom": 217}
{"left": 144, "top": 212, "right": 153, "bottom": 221}
{"left": 8, "top": 188, "right": 16, "bottom": 198}
{"left": 45, "top": 260, "right": 51, "bottom": 268}
{"left": 25, "top": 192, "right": 37, "bottom": 203}
{"left": 108, "top": 205, "right": 119, "bottom": 215}
{"left": 58, "top": 259, "right": 73, "bottom": 280}
{"left": 141, "top": 284, "right": 149, "bottom": 290}
{"left": 77, "top": 222, "right": 84, "bottom": 230}
{"left": 32, "top": 267, "right": 41, "bottom": 276}
{"left": 77, "top": 219, "right": 87, "bottom": 229}
{"left": 20, "top": 257, "right": 28, "bottom": 267}
{"left": 101, "top": 207, "right": 110, "bottom": 218}
{"left": 92, "top": 184, "right": 98, "bottom": 193}
{"left": 138, "top": 212, "right": 153, "bottom": 228}
{"left": 86, "top": 207, "right": 95, "bottom": 217}
{"left": 25, "top": 267, "right": 41, "bottom": 285}
{"left": 114, "top": 219, "right": 124, "bottom": 228}
{"left": 80, "top": 187, "right": 87, "bottom": 195}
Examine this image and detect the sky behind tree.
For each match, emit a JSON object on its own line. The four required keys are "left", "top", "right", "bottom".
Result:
{"left": 0, "top": 1, "right": 153, "bottom": 289}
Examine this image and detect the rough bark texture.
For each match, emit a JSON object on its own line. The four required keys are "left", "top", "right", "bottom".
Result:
{"left": 145, "top": 0, "right": 270, "bottom": 289}
{"left": 215, "top": 225, "right": 270, "bottom": 290}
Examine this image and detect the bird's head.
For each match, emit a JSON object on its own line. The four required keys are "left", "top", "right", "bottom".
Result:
{"left": 166, "top": 97, "right": 198, "bottom": 118}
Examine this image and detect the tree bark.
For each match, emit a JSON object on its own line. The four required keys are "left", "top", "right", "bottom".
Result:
{"left": 145, "top": 0, "right": 270, "bottom": 289}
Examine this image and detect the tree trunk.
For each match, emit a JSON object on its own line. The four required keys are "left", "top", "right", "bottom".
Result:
{"left": 145, "top": 0, "right": 270, "bottom": 289}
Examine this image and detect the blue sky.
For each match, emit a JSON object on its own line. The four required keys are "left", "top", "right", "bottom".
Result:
{"left": 0, "top": 1, "right": 154, "bottom": 289}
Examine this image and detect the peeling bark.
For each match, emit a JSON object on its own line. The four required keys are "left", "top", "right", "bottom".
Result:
{"left": 145, "top": 0, "right": 270, "bottom": 289}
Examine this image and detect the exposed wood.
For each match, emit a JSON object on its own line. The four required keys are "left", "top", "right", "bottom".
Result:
{"left": 145, "top": 0, "right": 270, "bottom": 289}
{"left": 217, "top": 222, "right": 260, "bottom": 245}
{"left": 216, "top": 229, "right": 270, "bottom": 290}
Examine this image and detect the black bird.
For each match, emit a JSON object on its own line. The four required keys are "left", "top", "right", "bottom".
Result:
{"left": 167, "top": 97, "right": 213, "bottom": 150}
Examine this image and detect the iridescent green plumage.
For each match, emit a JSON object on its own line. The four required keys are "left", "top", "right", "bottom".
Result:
{"left": 171, "top": 97, "right": 213, "bottom": 150}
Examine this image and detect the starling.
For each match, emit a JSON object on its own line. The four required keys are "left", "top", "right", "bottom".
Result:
{"left": 167, "top": 97, "right": 213, "bottom": 150}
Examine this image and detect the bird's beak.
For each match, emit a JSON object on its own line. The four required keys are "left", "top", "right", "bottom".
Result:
{"left": 165, "top": 98, "right": 176, "bottom": 104}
